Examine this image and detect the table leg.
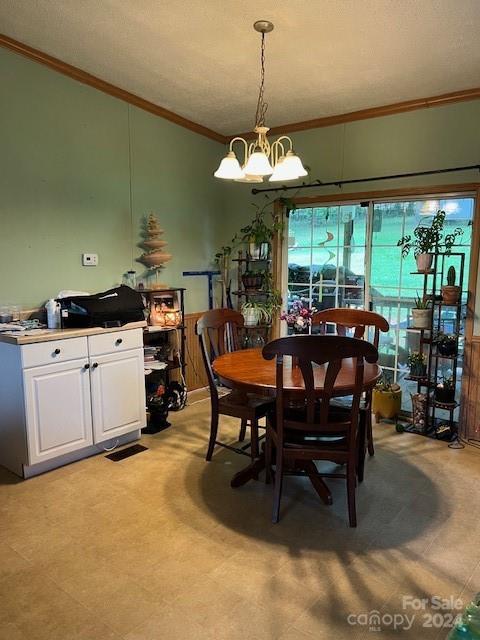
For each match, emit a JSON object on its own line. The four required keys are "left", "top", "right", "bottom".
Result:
{"left": 231, "top": 453, "right": 266, "bottom": 488}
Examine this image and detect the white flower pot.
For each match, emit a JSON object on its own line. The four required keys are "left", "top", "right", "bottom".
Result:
{"left": 242, "top": 308, "right": 259, "bottom": 327}
{"left": 412, "top": 308, "right": 430, "bottom": 329}
{"left": 416, "top": 253, "right": 433, "bottom": 273}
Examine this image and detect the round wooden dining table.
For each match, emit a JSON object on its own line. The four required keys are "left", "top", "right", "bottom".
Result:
{"left": 212, "top": 348, "right": 382, "bottom": 488}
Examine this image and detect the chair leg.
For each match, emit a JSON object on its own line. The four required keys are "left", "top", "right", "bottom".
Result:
{"left": 206, "top": 411, "right": 219, "bottom": 462}
{"left": 265, "top": 423, "right": 272, "bottom": 484}
{"left": 367, "top": 409, "right": 375, "bottom": 457}
{"left": 250, "top": 420, "right": 259, "bottom": 459}
{"left": 357, "top": 410, "right": 367, "bottom": 483}
{"left": 272, "top": 447, "right": 284, "bottom": 523}
{"left": 238, "top": 418, "right": 247, "bottom": 442}
{"left": 347, "top": 463, "right": 357, "bottom": 528}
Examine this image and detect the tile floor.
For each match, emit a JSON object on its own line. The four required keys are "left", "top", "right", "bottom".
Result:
{"left": 0, "top": 392, "right": 479, "bottom": 640}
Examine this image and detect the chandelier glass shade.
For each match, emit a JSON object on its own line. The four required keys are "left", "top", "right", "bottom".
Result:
{"left": 214, "top": 21, "right": 308, "bottom": 184}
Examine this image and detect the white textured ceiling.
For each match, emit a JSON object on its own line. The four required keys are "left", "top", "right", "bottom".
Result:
{"left": 1, "top": 0, "right": 479, "bottom": 135}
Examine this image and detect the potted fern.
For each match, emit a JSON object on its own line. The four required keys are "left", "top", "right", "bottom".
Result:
{"left": 397, "top": 210, "right": 463, "bottom": 273}
{"left": 411, "top": 294, "right": 431, "bottom": 329}
{"left": 441, "top": 266, "right": 461, "bottom": 305}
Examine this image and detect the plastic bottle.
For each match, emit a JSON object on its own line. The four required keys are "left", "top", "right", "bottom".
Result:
{"left": 45, "top": 299, "right": 61, "bottom": 329}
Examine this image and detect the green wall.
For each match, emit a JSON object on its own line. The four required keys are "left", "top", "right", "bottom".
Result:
{"left": 0, "top": 47, "right": 225, "bottom": 314}
{"left": 1, "top": 44, "right": 478, "bottom": 318}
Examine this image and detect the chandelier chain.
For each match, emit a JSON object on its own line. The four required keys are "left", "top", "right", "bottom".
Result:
{"left": 254, "top": 32, "right": 268, "bottom": 128}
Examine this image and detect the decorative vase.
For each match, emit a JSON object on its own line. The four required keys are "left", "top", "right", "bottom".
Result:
{"left": 416, "top": 253, "right": 433, "bottom": 273}
{"left": 411, "top": 308, "right": 430, "bottom": 329}
{"left": 372, "top": 388, "right": 402, "bottom": 420}
{"left": 441, "top": 285, "right": 461, "bottom": 305}
{"left": 247, "top": 242, "right": 270, "bottom": 260}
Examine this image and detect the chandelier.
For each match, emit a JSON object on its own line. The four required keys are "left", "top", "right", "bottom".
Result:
{"left": 214, "top": 20, "right": 308, "bottom": 184}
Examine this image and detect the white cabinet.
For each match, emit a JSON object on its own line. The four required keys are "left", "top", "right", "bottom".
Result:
{"left": 23, "top": 359, "right": 93, "bottom": 464}
{"left": 0, "top": 326, "right": 146, "bottom": 478}
{"left": 90, "top": 349, "right": 146, "bottom": 443}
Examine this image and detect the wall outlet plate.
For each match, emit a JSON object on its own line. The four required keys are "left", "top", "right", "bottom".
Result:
{"left": 82, "top": 253, "right": 98, "bottom": 266}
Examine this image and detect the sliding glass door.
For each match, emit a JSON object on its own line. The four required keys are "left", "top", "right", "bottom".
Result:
{"left": 285, "top": 195, "right": 475, "bottom": 410}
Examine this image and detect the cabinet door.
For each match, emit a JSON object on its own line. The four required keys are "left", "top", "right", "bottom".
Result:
{"left": 90, "top": 348, "right": 146, "bottom": 443}
{"left": 24, "top": 360, "right": 93, "bottom": 464}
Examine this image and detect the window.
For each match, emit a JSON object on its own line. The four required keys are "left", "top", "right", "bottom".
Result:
{"left": 285, "top": 196, "right": 475, "bottom": 411}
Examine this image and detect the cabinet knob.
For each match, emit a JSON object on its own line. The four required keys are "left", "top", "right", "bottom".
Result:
{"left": 54, "top": 348, "right": 61, "bottom": 355}
{"left": 84, "top": 363, "right": 90, "bottom": 370}
{"left": 115, "top": 338, "right": 123, "bottom": 345}
{"left": 92, "top": 362, "right": 99, "bottom": 369}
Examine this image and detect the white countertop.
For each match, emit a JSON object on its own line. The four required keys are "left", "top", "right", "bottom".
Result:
{"left": 0, "top": 321, "right": 147, "bottom": 345}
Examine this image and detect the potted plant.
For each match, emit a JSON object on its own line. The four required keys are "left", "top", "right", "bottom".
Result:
{"left": 241, "top": 301, "right": 267, "bottom": 327}
{"left": 397, "top": 210, "right": 463, "bottom": 273}
{"left": 241, "top": 270, "right": 264, "bottom": 292}
{"left": 372, "top": 379, "right": 402, "bottom": 421}
{"left": 411, "top": 294, "right": 431, "bottom": 329}
{"left": 435, "top": 376, "right": 455, "bottom": 404}
{"left": 407, "top": 351, "right": 427, "bottom": 377}
{"left": 441, "top": 266, "right": 461, "bottom": 305}
{"left": 436, "top": 332, "right": 458, "bottom": 357}
{"left": 280, "top": 299, "right": 315, "bottom": 334}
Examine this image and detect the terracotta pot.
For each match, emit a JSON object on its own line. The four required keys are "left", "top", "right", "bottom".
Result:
{"left": 411, "top": 308, "right": 430, "bottom": 329}
{"left": 441, "top": 285, "right": 461, "bottom": 305}
{"left": 416, "top": 253, "right": 433, "bottom": 273}
{"left": 242, "top": 273, "right": 264, "bottom": 291}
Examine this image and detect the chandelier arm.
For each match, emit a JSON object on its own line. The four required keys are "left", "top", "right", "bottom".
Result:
{"left": 229, "top": 136, "right": 249, "bottom": 165}
{"left": 270, "top": 139, "right": 286, "bottom": 166}
{"left": 274, "top": 136, "right": 294, "bottom": 152}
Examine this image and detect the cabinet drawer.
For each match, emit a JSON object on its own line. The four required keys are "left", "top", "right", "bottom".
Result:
{"left": 88, "top": 328, "right": 143, "bottom": 357}
{"left": 21, "top": 337, "right": 88, "bottom": 368}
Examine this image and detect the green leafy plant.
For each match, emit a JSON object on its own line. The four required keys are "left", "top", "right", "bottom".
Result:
{"left": 407, "top": 351, "right": 426, "bottom": 367}
{"left": 440, "top": 376, "right": 455, "bottom": 391}
{"left": 375, "top": 377, "right": 401, "bottom": 392}
{"left": 414, "top": 293, "right": 430, "bottom": 310}
{"left": 436, "top": 332, "right": 457, "bottom": 346}
{"left": 397, "top": 210, "right": 463, "bottom": 257}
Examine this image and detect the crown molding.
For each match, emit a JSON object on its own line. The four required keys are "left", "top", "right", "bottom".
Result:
{"left": 0, "top": 33, "right": 228, "bottom": 144}
{"left": 231, "top": 87, "right": 480, "bottom": 140}
{"left": 1, "top": 33, "right": 479, "bottom": 145}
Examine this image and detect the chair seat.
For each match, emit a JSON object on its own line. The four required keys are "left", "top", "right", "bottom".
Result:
{"left": 219, "top": 390, "right": 273, "bottom": 419}
{"left": 268, "top": 404, "right": 354, "bottom": 450}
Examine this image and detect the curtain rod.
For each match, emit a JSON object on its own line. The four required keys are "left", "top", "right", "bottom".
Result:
{"left": 251, "top": 164, "right": 480, "bottom": 195}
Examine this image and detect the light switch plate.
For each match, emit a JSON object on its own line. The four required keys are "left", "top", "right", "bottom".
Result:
{"left": 82, "top": 253, "right": 98, "bottom": 266}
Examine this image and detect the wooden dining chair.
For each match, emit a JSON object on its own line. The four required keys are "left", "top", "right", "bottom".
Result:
{"left": 312, "top": 308, "right": 389, "bottom": 457}
{"left": 262, "top": 335, "right": 378, "bottom": 526}
{"left": 196, "top": 309, "right": 273, "bottom": 462}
